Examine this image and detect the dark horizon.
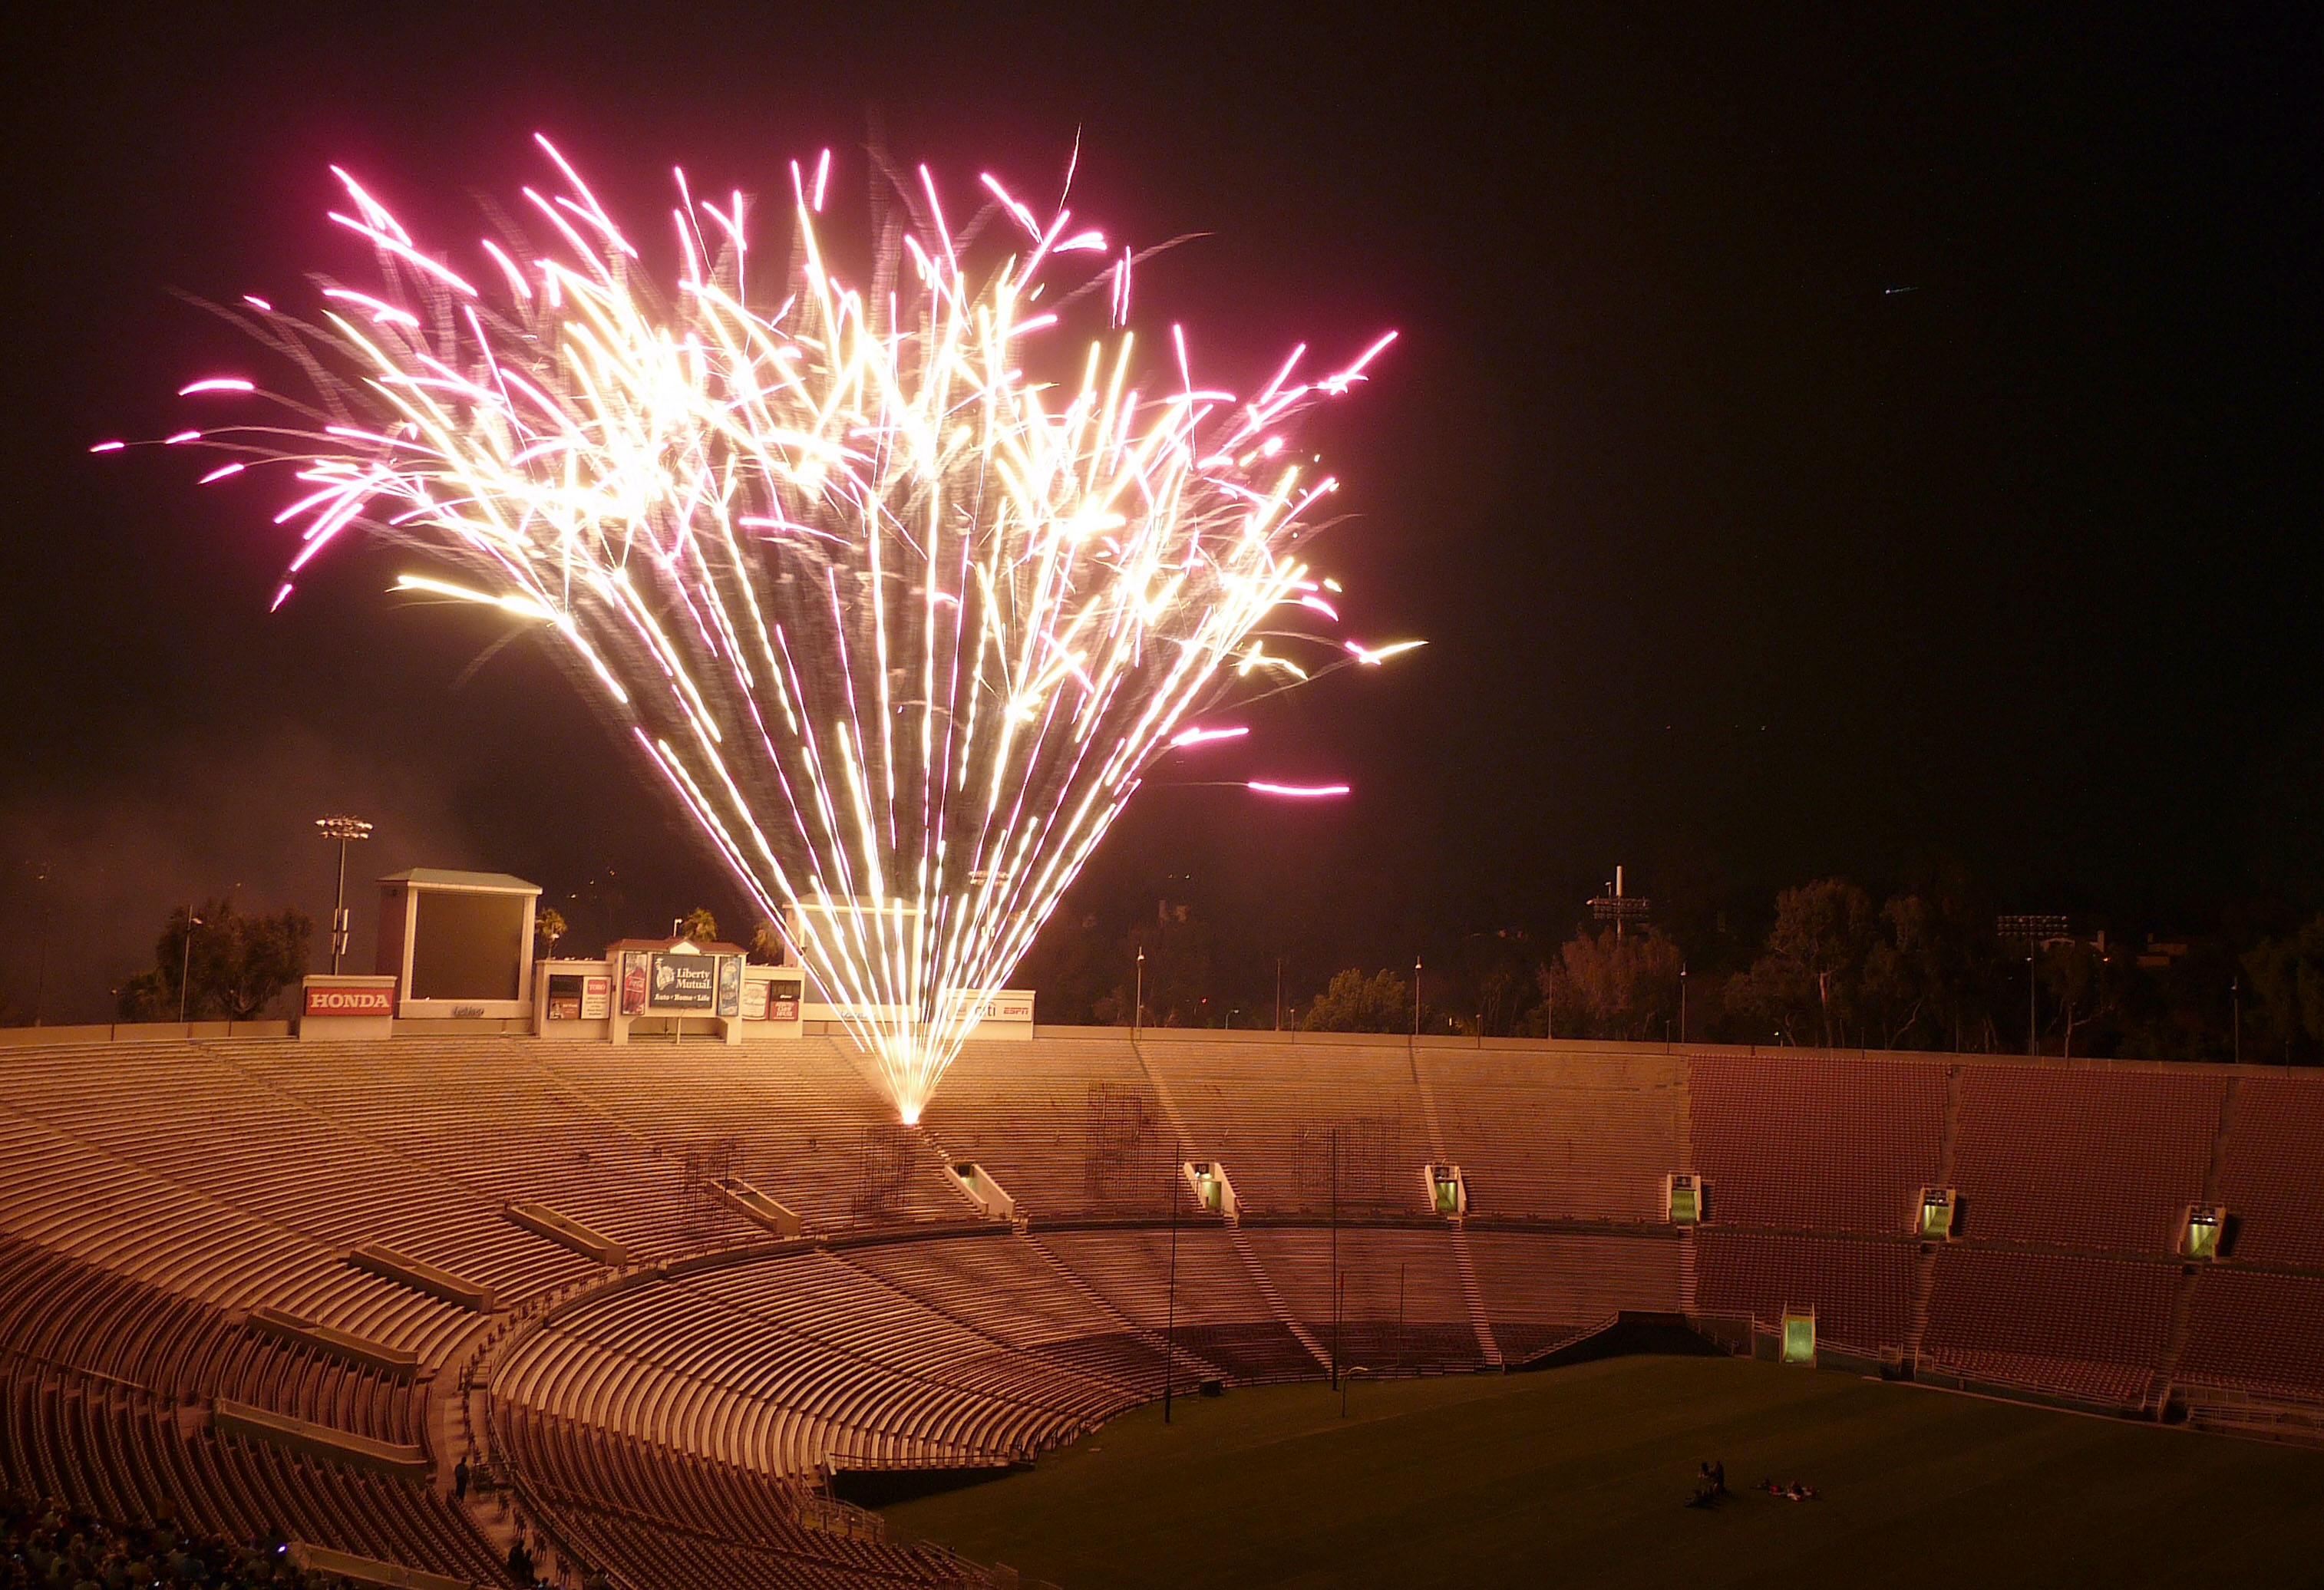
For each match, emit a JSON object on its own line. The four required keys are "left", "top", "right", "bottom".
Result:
{"left": 4, "top": 6, "right": 2319, "bottom": 1022}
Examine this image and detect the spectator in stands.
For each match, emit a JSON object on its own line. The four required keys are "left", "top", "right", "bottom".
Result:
{"left": 507, "top": 1536, "right": 533, "bottom": 1584}
{"left": 453, "top": 1458, "right": 469, "bottom": 1502}
{"left": 2, "top": 1490, "right": 368, "bottom": 1590}
{"left": 1712, "top": 1458, "right": 1727, "bottom": 1495}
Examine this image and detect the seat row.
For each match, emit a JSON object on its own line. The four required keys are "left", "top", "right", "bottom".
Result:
{"left": 0, "top": 1362, "right": 504, "bottom": 1585}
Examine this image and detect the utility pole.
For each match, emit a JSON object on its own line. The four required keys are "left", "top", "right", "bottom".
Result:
{"left": 1329, "top": 1125, "right": 1340, "bottom": 1390}
{"left": 2029, "top": 946, "right": 2038, "bottom": 1057}
{"left": 30, "top": 863, "right": 50, "bottom": 1027}
{"left": 1396, "top": 1262, "right": 1407, "bottom": 1375}
{"left": 1163, "top": 1146, "right": 1180, "bottom": 1423}
{"left": 1336, "top": 1282, "right": 1351, "bottom": 1416}
{"left": 314, "top": 816, "right": 374, "bottom": 974}
{"left": 177, "top": 909, "right": 203, "bottom": 1029}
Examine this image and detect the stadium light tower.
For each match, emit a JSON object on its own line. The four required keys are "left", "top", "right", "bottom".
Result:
{"left": 1996, "top": 915, "right": 2068, "bottom": 1058}
{"left": 1589, "top": 865, "right": 1650, "bottom": 940}
{"left": 315, "top": 816, "right": 374, "bottom": 973}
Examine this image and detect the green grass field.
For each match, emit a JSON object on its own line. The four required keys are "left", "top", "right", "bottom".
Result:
{"left": 883, "top": 1357, "right": 2324, "bottom": 1588}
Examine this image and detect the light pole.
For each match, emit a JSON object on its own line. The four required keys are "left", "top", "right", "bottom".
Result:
{"left": 1134, "top": 946, "right": 1145, "bottom": 1038}
{"left": 30, "top": 863, "right": 50, "bottom": 1027}
{"left": 1412, "top": 956, "right": 1422, "bottom": 1038}
{"left": 1163, "top": 1146, "right": 1180, "bottom": 1423}
{"left": 177, "top": 909, "right": 204, "bottom": 1029}
{"left": 1329, "top": 1126, "right": 1340, "bottom": 1390}
{"left": 314, "top": 817, "right": 374, "bottom": 974}
{"left": 2232, "top": 977, "right": 2241, "bottom": 1065}
{"left": 1679, "top": 962, "right": 1688, "bottom": 1047}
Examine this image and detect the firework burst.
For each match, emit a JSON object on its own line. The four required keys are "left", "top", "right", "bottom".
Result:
{"left": 130, "top": 139, "right": 1415, "bottom": 1120}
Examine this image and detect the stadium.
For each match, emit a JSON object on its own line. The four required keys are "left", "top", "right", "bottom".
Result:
{"left": 5, "top": 998, "right": 2322, "bottom": 1588}
{"left": 11, "top": 10, "right": 2321, "bottom": 1585}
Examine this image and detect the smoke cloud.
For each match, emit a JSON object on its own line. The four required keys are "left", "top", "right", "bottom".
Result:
{"left": 0, "top": 729, "right": 477, "bottom": 1024}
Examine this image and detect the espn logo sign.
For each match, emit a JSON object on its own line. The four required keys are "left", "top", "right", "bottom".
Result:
{"left": 304, "top": 985, "right": 394, "bottom": 1017}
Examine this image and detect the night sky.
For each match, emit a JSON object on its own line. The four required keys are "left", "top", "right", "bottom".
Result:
{"left": 3, "top": 6, "right": 2319, "bottom": 1020}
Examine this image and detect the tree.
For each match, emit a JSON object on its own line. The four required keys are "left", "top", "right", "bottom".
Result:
{"left": 534, "top": 907, "right": 569, "bottom": 958}
{"left": 2035, "top": 939, "right": 2134, "bottom": 1058}
{"left": 117, "top": 900, "right": 313, "bottom": 1023}
{"left": 748, "top": 921, "right": 787, "bottom": 965}
{"left": 1443, "top": 929, "right": 1544, "bottom": 1037}
{"left": 1300, "top": 968, "right": 1413, "bottom": 1034}
{"left": 1720, "top": 879, "right": 1881, "bottom": 1047}
{"left": 1866, "top": 877, "right": 2004, "bottom": 1051}
{"left": 1539, "top": 928, "right": 1683, "bottom": 1041}
{"left": 679, "top": 908, "right": 719, "bottom": 944}
{"left": 2243, "top": 915, "right": 2324, "bottom": 1064}
{"left": 1094, "top": 902, "right": 1216, "bottom": 1027}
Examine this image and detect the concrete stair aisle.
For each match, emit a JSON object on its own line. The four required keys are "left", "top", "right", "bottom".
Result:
{"left": 903, "top": 1122, "right": 998, "bottom": 1221}
{"left": 2151, "top": 1077, "right": 2243, "bottom": 1409}
{"left": 1906, "top": 1064, "right": 1967, "bottom": 1366}
{"left": 1127, "top": 1037, "right": 1202, "bottom": 1163}
{"left": 1409, "top": 1043, "right": 1451, "bottom": 1161}
{"left": 1447, "top": 1225, "right": 1504, "bottom": 1368}
{"left": 1224, "top": 1226, "right": 1334, "bottom": 1375}
{"left": 1018, "top": 1233, "right": 1234, "bottom": 1388}
{"left": 2151, "top": 1267, "right": 2205, "bottom": 1412}
{"left": 433, "top": 1313, "right": 530, "bottom": 1585}
{"left": 2203, "top": 1076, "right": 2240, "bottom": 1206}
{"left": 1409, "top": 1044, "right": 1503, "bottom": 1365}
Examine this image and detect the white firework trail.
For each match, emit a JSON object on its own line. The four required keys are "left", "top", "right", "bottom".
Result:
{"left": 114, "top": 138, "right": 1418, "bottom": 1120}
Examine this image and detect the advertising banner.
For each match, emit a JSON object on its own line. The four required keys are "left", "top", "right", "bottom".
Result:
{"left": 303, "top": 983, "right": 394, "bottom": 1018}
{"left": 753, "top": 977, "right": 803, "bottom": 1021}
{"left": 716, "top": 955, "right": 744, "bottom": 1018}
{"left": 580, "top": 975, "right": 611, "bottom": 1021}
{"left": 977, "top": 991, "right": 1035, "bottom": 1023}
{"left": 620, "top": 953, "right": 649, "bottom": 1016}
{"left": 649, "top": 952, "right": 718, "bottom": 1009}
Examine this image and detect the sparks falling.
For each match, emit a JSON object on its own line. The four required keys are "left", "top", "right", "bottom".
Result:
{"left": 153, "top": 140, "right": 1418, "bottom": 1120}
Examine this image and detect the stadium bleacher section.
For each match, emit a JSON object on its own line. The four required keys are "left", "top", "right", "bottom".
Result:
{"left": 1416, "top": 1047, "right": 1687, "bottom": 1222}
{"left": 2215, "top": 1074, "right": 2324, "bottom": 1269}
{"left": 1947, "top": 1064, "right": 2223, "bottom": 1253}
{"left": 1464, "top": 1230, "right": 1685, "bottom": 1363}
{"left": 1692, "top": 1231, "right": 1919, "bottom": 1357}
{"left": 1686, "top": 1054, "right": 1948, "bottom": 1233}
{"left": 4, "top": 1028, "right": 2324, "bottom": 1588}
{"left": 1921, "top": 1248, "right": 2182, "bottom": 1408}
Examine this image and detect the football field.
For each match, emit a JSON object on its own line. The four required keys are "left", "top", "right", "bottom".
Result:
{"left": 883, "top": 1355, "right": 2324, "bottom": 1588}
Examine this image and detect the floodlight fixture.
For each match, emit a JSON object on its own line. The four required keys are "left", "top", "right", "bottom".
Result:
{"left": 315, "top": 816, "right": 375, "bottom": 972}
